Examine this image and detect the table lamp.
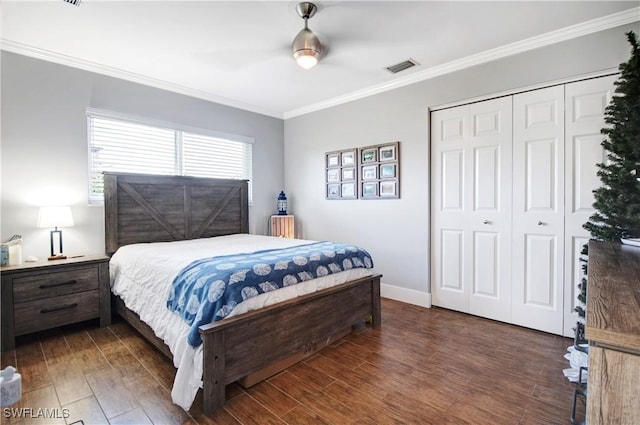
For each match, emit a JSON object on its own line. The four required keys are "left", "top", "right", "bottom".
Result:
{"left": 37, "top": 206, "right": 74, "bottom": 260}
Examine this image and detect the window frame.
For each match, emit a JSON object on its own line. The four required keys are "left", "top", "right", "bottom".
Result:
{"left": 86, "top": 108, "right": 254, "bottom": 205}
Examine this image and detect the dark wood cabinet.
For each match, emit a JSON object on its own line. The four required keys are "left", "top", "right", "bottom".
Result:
{"left": 1, "top": 254, "right": 111, "bottom": 351}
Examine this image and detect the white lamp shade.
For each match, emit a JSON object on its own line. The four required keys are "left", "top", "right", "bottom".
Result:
{"left": 295, "top": 53, "right": 318, "bottom": 70}
{"left": 37, "top": 206, "right": 74, "bottom": 228}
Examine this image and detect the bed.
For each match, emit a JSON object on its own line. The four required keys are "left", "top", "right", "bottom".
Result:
{"left": 103, "top": 172, "right": 382, "bottom": 415}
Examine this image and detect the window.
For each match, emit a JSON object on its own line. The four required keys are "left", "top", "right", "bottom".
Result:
{"left": 87, "top": 110, "right": 253, "bottom": 204}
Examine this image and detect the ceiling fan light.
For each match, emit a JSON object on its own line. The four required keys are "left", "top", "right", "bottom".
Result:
{"left": 291, "top": 32, "right": 322, "bottom": 69}
{"left": 294, "top": 51, "right": 319, "bottom": 69}
{"left": 291, "top": 4, "right": 323, "bottom": 69}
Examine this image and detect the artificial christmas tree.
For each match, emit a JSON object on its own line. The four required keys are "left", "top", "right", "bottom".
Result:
{"left": 574, "top": 31, "right": 640, "bottom": 321}
{"left": 583, "top": 31, "right": 640, "bottom": 241}
{"left": 564, "top": 33, "right": 640, "bottom": 393}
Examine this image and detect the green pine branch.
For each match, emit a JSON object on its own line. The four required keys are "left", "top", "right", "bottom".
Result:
{"left": 576, "top": 31, "right": 640, "bottom": 319}
{"left": 584, "top": 31, "right": 640, "bottom": 242}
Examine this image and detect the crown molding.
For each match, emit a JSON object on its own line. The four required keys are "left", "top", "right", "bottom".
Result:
{"left": 0, "top": 40, "right": 283, "bottom": 119}
{"left": 430, "top": 68, "right": 619, "bottom": 112}
{"left": 283, "top": 7, "right": 639, "bottom": 119}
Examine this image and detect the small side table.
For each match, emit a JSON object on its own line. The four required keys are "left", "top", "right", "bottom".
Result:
{"left": 1, "top": 254, "right": 111, "bottom": 351}
{"left": 270, "top": 215, "right": 295, "bottom": 238}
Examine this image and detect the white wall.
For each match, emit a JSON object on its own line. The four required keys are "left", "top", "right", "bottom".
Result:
{"left": 1, "top": 52, "right": 285, "bottom": 261}
{"left": 284, "top": 24, "right": 639, "bottom": 306}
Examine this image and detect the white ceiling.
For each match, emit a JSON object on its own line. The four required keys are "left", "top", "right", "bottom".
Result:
{"left": 1, "top": 1, "right": 638, "bottom": 118}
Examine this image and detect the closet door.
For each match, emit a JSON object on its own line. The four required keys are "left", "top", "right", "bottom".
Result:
{"left": 467, "top": 98, "right": 513, "bottom": 321}
{"left": 432, "top": 97, "right": 512, "bottom": 321}
{"left": 563, "top": 75, "right": 616, "bottom": 336}
{"left": 432, "top": 104, "right": 471, "bottom": 313}
{"left": 512, "top": 85, "right": 565, "bottom": 334}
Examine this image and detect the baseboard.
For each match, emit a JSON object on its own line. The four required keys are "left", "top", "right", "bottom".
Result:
{"left": 380, "top": 283, "right": 432, "bottom": 308}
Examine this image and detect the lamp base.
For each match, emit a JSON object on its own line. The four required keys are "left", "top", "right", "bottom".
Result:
{"left": 47, "top": 254, "right": 67, "bottom": 261}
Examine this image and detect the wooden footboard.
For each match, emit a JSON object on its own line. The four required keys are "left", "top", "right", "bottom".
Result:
{"left": 113, "top": 273, "right": 381, "bottom": 416}
{"left": 198, "top": 273, "right": 381, "bottom": 415}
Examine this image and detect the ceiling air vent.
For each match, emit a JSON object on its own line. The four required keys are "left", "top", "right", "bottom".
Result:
{"left": 63, "top": 0, "right": 81, "bottom": 6}
{"left": 385, "top": 59, "right": 419, "bottom": 74}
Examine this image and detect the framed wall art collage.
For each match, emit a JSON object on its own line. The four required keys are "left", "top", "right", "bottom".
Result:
{"left": 325, "top": 141, "right": 400, "bottom": 200}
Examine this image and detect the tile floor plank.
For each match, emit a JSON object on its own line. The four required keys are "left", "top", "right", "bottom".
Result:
{"left": 244, "top": 380, "right": 299, "bottom": 417}
{"left": 86, "top": 327, "right": 149, "bottom": 384}
{"left": 189, "top": 392, "right": 243, "bottom": 425}
{"left": 63, "top": 329, "right": 110, "bottom": 374}
{"left": 4, "top": 385, "right": 65, "bottom": 425}
{"left": 63, "top": 395, "right": 109, "bottom": 425}
{"left": 85, "top": 366, "right": 140, "bottom": 419}
{"left": 223, "top": 393, "right": 286, "bottom": 425}
{"left": 124, "top": 375, "right": 194, "bottom": 425}
{"left": 109, "top": 321, "right": 178, "bottom": 391}
{"left": 14, "top": 339, "right": 53, "bottom": 392}
{"left": 108, "top": 407, "right": 154, "bottom": 425}
{"left": 40, "top": 336, "right": 93, "bottom": 406}
{"left": 280, "top": 405, "right": 332, "bottom": 425}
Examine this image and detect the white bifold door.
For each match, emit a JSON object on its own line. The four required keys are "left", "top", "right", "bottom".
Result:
{"left": 431, "top": 96, "right": 513, "bottom": 323}
{"left": 563, "top": 76, "right": 616, "bottom": 336}
{"left": 512, "top": 85, "right": 565, "bottom": 334}
{"left": 431, "top": 75, "right": 615, "bottom": 336}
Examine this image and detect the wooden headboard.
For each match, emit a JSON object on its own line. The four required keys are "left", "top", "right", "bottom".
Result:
{"left": 104, "top": 172, "right": 249, "bottom": 254}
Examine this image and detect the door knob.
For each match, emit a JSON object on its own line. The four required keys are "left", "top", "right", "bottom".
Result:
{"left": 483, "top": 220, "right": 490, "bottom": 224}
{"left": 538, "top": 221, "right": 545, "bottom": 226}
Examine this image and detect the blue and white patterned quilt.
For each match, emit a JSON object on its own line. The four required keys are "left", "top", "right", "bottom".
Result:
{"left": 167, "top": 241, "right": 374, "bottom": 347}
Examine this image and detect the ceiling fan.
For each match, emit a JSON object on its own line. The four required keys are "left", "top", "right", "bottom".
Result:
{"left": 291, "top": 2, "right": 324, "bottom": 69}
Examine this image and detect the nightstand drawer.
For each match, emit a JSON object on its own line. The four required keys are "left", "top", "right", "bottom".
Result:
{"left": 13, "top": 267, "right": 99, "bottom": 303}
{"left": 13, "top": 290, "right": 100, "bottom": 336}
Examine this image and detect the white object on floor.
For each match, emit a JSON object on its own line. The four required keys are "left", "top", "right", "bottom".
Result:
{"left": 0, "top": 366, "right": 22, "bottom": 407}
{"left": 563, "top": 345, "right": 589, "bottom": 383}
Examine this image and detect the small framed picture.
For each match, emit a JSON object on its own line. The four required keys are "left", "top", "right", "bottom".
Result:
{"left": 380, "top": 164, "right": 396, "bottom": 178}
{"left": 327, "top": 169, "right": 340, "bottom": 182}
{"left": 380, "top": 181, "right": 397, "bottom": 197}
{"left": 379, "top": 145, "right": 396, "bottom": 161}
{"left": 342, "top": 151, "right": 356, "bottom": 166}
{"left": 362, "top": 182, "right": 378, "bottom": 197}
{"left": 362, "top": 165, "right": 377, "bottom": 180}
{"left": 341, "top": 183, "right": 356, "bottom": 198}
{"left": 327, "top": 184, "right": 340, "bottom": 198}
{"left": 342, "top": 168, "right": 355, "bottom": 181}
{"left": 327, "top": 153, "right": 340, "bottom": 168}
{"left": 361, "top": 148, "right": 377, "bottom": 163}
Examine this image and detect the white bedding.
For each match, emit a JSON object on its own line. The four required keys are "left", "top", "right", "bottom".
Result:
{"left": 109, "top": 233, "right": 373, "bottom": 410}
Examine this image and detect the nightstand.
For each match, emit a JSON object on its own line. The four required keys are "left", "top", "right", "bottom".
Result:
{"left": 1, "top": 254, "right": 111, "bottom": 351}
{"left": 270, "top": 215, "right": 295, "bottom": 238}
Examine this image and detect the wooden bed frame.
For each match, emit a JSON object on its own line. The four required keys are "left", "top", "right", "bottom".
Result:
{"left": 103, "top": 172, "right": 382, "bottom": 415}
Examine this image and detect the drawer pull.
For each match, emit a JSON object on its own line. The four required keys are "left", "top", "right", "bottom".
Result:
{"left": 40, "top": 303, "right": 78, "bottom": 314}
{"left": 39, "top": 279, "right": 77, "bottom": 289}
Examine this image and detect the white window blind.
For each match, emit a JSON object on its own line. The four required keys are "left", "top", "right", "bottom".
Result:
{"left": 182, "top": 132, "right": 252, "bottom": 180}
{"left": 88, "top": 113, "right": 252, "bottom": 204}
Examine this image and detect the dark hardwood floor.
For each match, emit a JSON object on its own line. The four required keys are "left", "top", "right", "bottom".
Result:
{"left": 1, "top": 299, "right": 580, "bottom": 424}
